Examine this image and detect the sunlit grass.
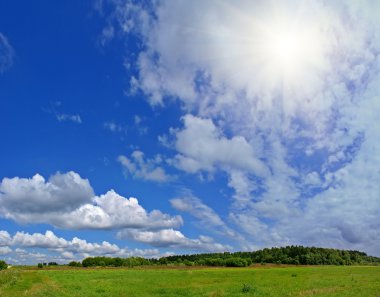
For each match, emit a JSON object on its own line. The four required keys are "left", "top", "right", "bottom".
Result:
{"left": 1, "top": 266, "right": 380, "bottom": 296}
{"left": 0, "top": 269, "right": 20, "bottom": 288}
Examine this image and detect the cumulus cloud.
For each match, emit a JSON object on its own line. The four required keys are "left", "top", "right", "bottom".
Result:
{"left": 118, "top": 151, "right": 174, "bottom": 182}
{"left": 0, "top": 230, "right": 167, "bottom": 264}
{"left": 118, "top": 228, "right": 230, "bottom": 252}
{"left": 0, "top": 172, "right": 94, "bottom": 219}
{"left": 0, "top": 171, "right": 230, "bottom": 256}
{"left": 0, "top": 229, "right": 230, "bottom": 264}
{"left": 58, "top": 189, "right": 183, "bottom": 230}
{"left": 106, "top": 0, "right": 380, "bottom": 255}
{"left": 0, "top": 33, "right": 13, "bottom": 73}
{"left": 0, "top": 246, "right": 11, "bottom": 255}
{"left": 0, "top": 230, "right": 11, "bottom": 246}
{"left": 9, "top": 230, "right": 119, "bottom": 255}
{"left": 0, "top": 172, "right": 181, "bottom": 230}
{"left": 13, "top": 231, "right": 69, "bottom": 250}
{"left": 170, "top": 114, "right": 268, "bottom": 177}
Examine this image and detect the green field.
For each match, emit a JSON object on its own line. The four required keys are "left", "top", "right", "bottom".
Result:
{"left": 1, "top": 266, "right": 379, "bottom": 297}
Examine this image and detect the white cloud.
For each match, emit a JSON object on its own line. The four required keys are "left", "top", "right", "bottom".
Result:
{"left": 107, "top": 0, "right": 380, "bottom": 256}
{"left": 13, "top": 230, "right": 68, "bottom": 249}
{"left": 58, "top": 189, "right": 183, "bottom": 230}
{"left": 170, "top": 114, "right": 268, "bottom": 177}
{"left": 104, "top": 121, "right": 124, "bottom": 133}
{"left": 118, "top": 151, "right": 174, "bottom": 182}
{"left": 227, "top": 170, "right": 257, "bottom": 204}
{"left": 133, "top": 115, "right": 148, "bottom": 135}
{"left": 5, "top": 230, "right": 119, "bottom": 256}
{"left": 0, "top": 229, "right": 228, "bottom": 263}
{"left": 61, "top": 251, "right": 75, "bottom": 259}
{"left": 0, "top": 172, "right": 94, "bottom": 220}
{"left": 0, "top": 172, "right": 182, "bottom": 230}
{"left": 171, "top": 196, "right": 224, "bottom": 227}
{"left": 118, "top": 228, "right": 230, "bottom": 252}
{"left": 0, "top": 230, "right": 11, "bottom": 246}
{"left": 100, "top": 24, "right": 115, "bottom": 46}
{"left": 56, "top": 113, "right": 82, "bottom": 123}
{"left": 170, "top": 196, "right": 239, "bottom": 237}
{"left": 0, "top": 246, "right": 11, "bottom": 255}
{"left": 0, "top": 230, "right": 167, "bottom": 264}
{"left": 0, "top": 33, "right": 13, "bottom": 73}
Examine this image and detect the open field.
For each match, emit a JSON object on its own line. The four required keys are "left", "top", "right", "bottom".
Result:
{"left": 1, "top": 266, "right": 379, "bottom": 297}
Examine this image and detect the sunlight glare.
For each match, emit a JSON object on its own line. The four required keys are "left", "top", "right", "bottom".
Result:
{"left": 250, "top": 16, "right": 328, "bottom": 92}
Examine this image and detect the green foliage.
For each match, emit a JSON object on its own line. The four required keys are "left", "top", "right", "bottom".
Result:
{"left": 77, "top": 246, "right": 379, "bottom": 269}
{"left": 68, "top": 261, "right": 82, "bottom": 267}
{"left": 81, "top": 256, "right": 157, "bottom": 268}
{"left": 225, "top": 258, "right": 248, "bottom": 267}
{"left": 0, "top": 261, "right": 7, "bottom": 271}
{"left": 37, "top": 263, "right": 43, "bottom": 269}
{"left": 161, "top": 246, "right": 380, "bottom": 267}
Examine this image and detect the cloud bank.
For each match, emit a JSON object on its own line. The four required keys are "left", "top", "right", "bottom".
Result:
{"left": 0, "top": 171, "right": 181, "bottom": 230}
{"left": 0, "top": 172, "right": 229, "bottom": 260}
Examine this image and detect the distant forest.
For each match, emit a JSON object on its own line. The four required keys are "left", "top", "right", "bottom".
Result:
{"left": 67, "top": 246, "right": 380, "bottom": 268}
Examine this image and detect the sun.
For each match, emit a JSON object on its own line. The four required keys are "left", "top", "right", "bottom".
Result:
{"left": 245, "top": 14, "right": 328, "bottom": 94}
{"left": 260, "top": 21, "right": 324, "bottom": 81}
{"left": 268, "top": 32, "right": 300, "bottom": 66}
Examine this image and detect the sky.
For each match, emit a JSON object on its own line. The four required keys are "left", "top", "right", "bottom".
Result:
{"left": 0, "top": 0, "right": 380, "bottom": 264}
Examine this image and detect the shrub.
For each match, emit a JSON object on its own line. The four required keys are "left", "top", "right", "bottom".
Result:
{"left": 99, "top": 261, "right": 106, "bottom": 267}
{"left": 225, "top": 258, "right": 248, "bottom": 267}
{"left": 37, "top": 263, "right": 43, "bottom": 269}
{"left": 68, "top": 261, "right": 82, "bottom": 267}
{"left": 0, "top": 260, "right": 7, "bottom": 270}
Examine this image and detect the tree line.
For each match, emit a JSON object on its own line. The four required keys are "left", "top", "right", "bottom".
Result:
{"left": 69, "top": 246, "right": 380, "bottom": 268}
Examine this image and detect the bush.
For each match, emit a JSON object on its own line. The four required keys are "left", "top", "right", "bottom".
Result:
{"left": 37, "top": 263, "right": 43, "bottom": 269}
{"left": 0, "top": 260, "right": 7, "bottom": 270}
{"left": 184, "top": 260, "right": 194, "bottom": 266}
{"left": 68, "top": 261, "right": 82, "bottom": 267}
{"left": 225, "top": 258, "right": 248, "bottom": 267}
{"left": 99, "top": 261, "right": 106, "bottom": 267}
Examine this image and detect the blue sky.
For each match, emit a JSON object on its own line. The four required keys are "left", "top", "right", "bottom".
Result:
{"left": 1, "top": 0, "right": 380, "bottom": 264}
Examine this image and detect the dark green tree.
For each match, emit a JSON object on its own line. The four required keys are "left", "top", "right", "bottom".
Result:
{"left": 0, "top": 260, "right": 7, "bottom": 270}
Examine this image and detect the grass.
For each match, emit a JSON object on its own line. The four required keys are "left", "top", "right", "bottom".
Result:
{"left": 1, "top": 266, "right": 379, "bottom": 296}
{"left": 0, "top": 270, "right": 20, "bottom": 288}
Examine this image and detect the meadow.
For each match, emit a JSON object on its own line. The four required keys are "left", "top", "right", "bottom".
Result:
{"left": 0, "top": 265, "right": 379, "bottom": 297}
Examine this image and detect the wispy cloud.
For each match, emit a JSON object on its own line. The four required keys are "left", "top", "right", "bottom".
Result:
{"left": 44, "top": 101, "right": 82, "bottom": 124}
{"left": 56, "top": 113, "right": 82, "bottom": 123}
{"left": 107, "top": 0, "right": 380, "bottom": 255}
{"left": 117, "top": 228, "right": 230, "bottom": 252}
{"left": 0, "top": 32, "right": 14, "bottom": 73}
{"left": 103, "top": 121, "right": 125, "bottom": 133}
{"left": 118, "top": 150, "right": 174, "bottom": 183}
